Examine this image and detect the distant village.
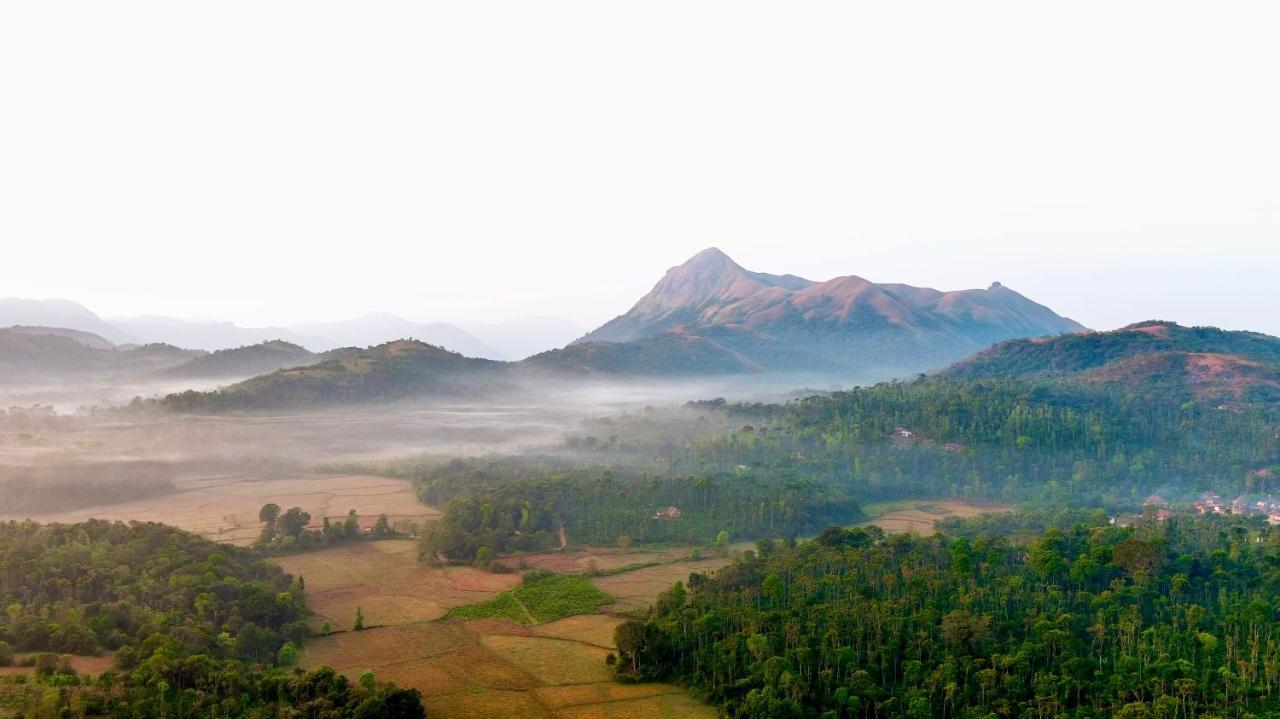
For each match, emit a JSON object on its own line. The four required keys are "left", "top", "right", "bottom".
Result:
{"left": 1118, "top": 476, "right": 1280, "bottom": 526}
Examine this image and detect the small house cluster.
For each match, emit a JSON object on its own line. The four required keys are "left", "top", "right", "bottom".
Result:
{"left": 1143, "top": 491, "right": 1280, "bottom": 524}
{"left": 653, "top": 506, "right": 682, "bottom": 521}
{"left": 1191, "top": 492, "right": 1226, "bottom": 515}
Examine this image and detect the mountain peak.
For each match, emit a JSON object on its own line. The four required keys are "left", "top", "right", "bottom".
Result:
{"left": 682, "top": 246, "right": 736, "bottom": 268}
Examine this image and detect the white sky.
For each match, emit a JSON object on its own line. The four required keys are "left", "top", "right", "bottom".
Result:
{"left": 2, "top": 1, "right": 1277, "bottom": 334}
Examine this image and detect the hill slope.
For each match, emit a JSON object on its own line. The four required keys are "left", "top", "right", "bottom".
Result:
{"left": 0, "top": 298, "right": 137, "bottom": 345}
{"left": 523, "top": 330, "right": 763, "bottom": 375}
{"left": 163, "top": 339, "right": 504, "bottom": 410}
{"left": 0, "top": 327, "right": 204, "bottom": 379}
{"left": 160, "top": 339, "right": 320, "bottom": 378}
{"left": 946, "top": 321, "right": 1280, "bottom": 405}
{"left": 578, "top": 248, "right": 1085, "bottom": 375}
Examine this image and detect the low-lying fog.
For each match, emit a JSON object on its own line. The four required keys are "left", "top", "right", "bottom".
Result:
{"left": 0, "top": 371, "right": 849, "bottom": 521}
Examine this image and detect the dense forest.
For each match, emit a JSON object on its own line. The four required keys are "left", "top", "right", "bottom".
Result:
{"left": 617, "top": 513, "right": 1280, "bottom": 718}
{"left": 407, "top": 457, "right": 862, "bottom": 562}
{"left": 0, "top": 520, "right": 423, "bottom": 718}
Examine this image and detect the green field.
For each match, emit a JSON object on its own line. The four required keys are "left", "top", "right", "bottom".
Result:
{"left": 446, "top": 570, "right": 612, "bottom": 624}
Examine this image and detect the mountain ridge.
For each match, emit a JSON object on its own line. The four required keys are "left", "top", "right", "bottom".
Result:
{"left": 577, "top": 248, "right": 1086, "bottom": 375}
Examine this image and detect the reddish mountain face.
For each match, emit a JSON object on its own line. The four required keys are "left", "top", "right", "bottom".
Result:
{"left": 577, "top": 248, "right": 1085, "bottom": 375}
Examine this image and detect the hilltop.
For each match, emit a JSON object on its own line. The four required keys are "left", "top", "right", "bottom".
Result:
{"left": 160, "top": 339, "right": 324, "bottom": 379}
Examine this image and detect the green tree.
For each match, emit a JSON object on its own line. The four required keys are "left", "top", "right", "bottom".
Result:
{"left": 277, "top": 507, "right": 312, "bottom": 539}
{"left": 714, "top": 530, "right": 730, "bottom": 556}
{"left": 277, "top": 641, "right": 299, "bottom": 666}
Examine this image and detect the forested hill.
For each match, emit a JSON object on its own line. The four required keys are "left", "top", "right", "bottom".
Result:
{"left": 946, "top": 321, "right": 1280, "bottom": 404}
{"left": 163, "top": 338, "right": 505, "bottom": 411}
{"left": 160, "top": 338, "right": 322, "bottom": 378}
{"left": 617, "top": 514, "right": 1280, "bottom": 718}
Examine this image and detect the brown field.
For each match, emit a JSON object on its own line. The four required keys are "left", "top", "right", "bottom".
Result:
{"left": 1, "top": 473, "right": 436, "bottom": 545}
{"left": 495, "top": 545, "right": 710, "bottom": 574}
{"left": 861, "top": 499, "right": 1012, "bottom": 534}
{"left": 300, "top": 616, "right": 715, "bottom": 719}
{"left": 272, "top": 540, "right": 519, "bottom": 629}
{"left": 0, "top": 653, "right": 115, "bottom": 677}
{"left": 590, "top": 557, "right": 732, "bottom": 613}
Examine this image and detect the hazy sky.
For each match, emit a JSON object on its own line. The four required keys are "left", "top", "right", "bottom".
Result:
{"left": 2, "top": 2, "right": 1276, "bottom": 334}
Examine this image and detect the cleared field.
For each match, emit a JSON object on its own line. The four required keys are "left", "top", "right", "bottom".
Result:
{"left": 495, "top": 545, "right": 701, "bottom": 574}
{"left": 0, "top": 654, "right": 115, "bottom": 677}
{"left": 861, "top": 499, "right": 1012, "bottom": 534}
{"left": 300, "top": 617, "right": 715, "bottom": 719}
{"left": 273, "top": 540, "right": 519, "bottom": 629}
{"left": 1, "top": 473, "right": 437, "bottom": 545}
{"left": 591, "top": 557, "right": 732, "bottom": 613}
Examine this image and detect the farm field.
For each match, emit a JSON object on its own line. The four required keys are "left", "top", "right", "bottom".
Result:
{"left": 494, "top": 544, "right": 714, "bottom": 574}
{"left": 273, "top": 540, "right": 519, "bottom": 630}
{"left": 0, "top": 473, "right": 436, "bottom": 545}
{"left": 300, "top": 616, "right": 715, "bottom": 718}
{"left": 287, "top": 540, "right": 727, "bottom": 717}
{"left": 590, "top": 556, "right": 733, "bottom": 613}
{"left": 0, "top": 653, "right": 115, "bottom": 677}
{"left": 445, "top": 572, "right": 612, "bottom": 624}
{"left": 860, "top": 499, "right": 1012, "bottom": 534}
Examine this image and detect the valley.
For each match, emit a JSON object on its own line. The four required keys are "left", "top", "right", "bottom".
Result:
{"left": 4, "top": 5, "right": 1274, "bottom": 715}
{"left": 3, "top": 264, "right": 1279, "bottom": 719}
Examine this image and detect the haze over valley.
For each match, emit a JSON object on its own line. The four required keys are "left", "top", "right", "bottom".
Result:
{"left": 3, "top": 2, "right": 1278, "bottom": 716}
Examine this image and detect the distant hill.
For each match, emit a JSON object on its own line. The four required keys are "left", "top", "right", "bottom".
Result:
{"left": 289, "top": 313, "right": 506, "bottom": 358}
{"left": 577, "top": 248, "right": 1086, "bottom": 376}
{"left": 946, "top": 321, "right": 1280, "bottom": 405}
{"left": 109, "top": 316, "right": 321, "bottom": 352}
{"left": 524, "top": 330, "right": 762, "bottom": 375}
{"left": 160, "top": 340, "right": 321, "bottom": 379}
{"left": 162, "top": 339, "right": 504, "bottom": 411}
{"left": 461, "top": 316, "right": 585, "bottom": 360}
{"left": 2, "top": 325, "right": 116, "bottom": 351}
{"left": 0, "top": 327, "right": 203, "bottom": 379}
{"left": 0, "top": 299, "right": 136, "bottom": 345}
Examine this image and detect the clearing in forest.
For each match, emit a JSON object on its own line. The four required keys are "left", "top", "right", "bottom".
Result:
{"left": 272, "top": 540, "right": 519, "bottom": 630}
{"left": 860, "top": 499, "right": 1012, "bottom": 534}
